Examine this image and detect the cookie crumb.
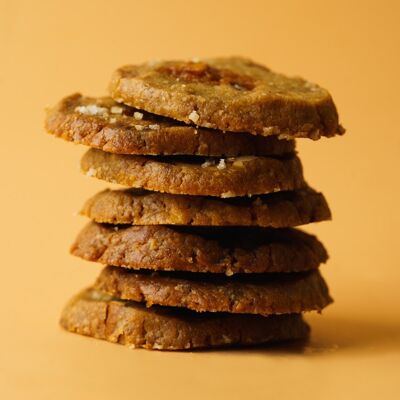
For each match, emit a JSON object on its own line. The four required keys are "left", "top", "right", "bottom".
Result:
{"left": 188, "top": 110, "right": 200, "bottom": 123}
{"left": 232, "top": 83, "right": 244, "bottom": 91}
{"left": 89, "top": 290, "right": 113, "bottom": 301}
{"left": 75, "top": 105, "right": 108, "bottom": 116}
{"left": 147, "top": 59, "right": 160, "bottom": 67}
{"left": 149, "top": 124, "right": 160, "bottom": 130}
{"left": 221, "top": 191, "right": 235, "bottom": 198}
{"left": 309, "top": 129, "right": 321, "bottom": 140}
{"left": 222, "top": 335, "right": 233, "bottom": 344}
{"left": 217, "top": 159, "right": 226, "bottom": 169}
{"left": 263, "top": 126, "right": 279, "bottom": 135}
{"left": 134, "top": 112, "right": 143, "bottom": 120}
{"left": 232, "top": 156, "right": 256, "bottom": 168}
{"left": 110, "top": 106, "right": 123, "bottom": 114}
{"left": 134, "top": 125, "right": 144, "bottom": 131}
{"left": 86, "top": 168, "right": 97, "bottom": 177}
{"left": 304, "top": 81, "right": 320, "bottom": 92}
{"left": 201, "top": 159, "right": 215, "bottom": 168}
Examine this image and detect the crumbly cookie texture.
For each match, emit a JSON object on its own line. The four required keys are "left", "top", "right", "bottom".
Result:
{"left": 71, "top": 222, "right": 328, "bottom": 275}
{"left": 95, "top": 266, "right": 332, "bottom": 315}
{"left": 109, "top": 57, "right": 344, "bottom": 138}
{"left": 45, "top": 93, "right": 296, "bottom": 156}
{"left": 81, "top": 187, "right": 331, "bottom": 227}
{"left": 60, "top": 288, "right": 310, "bottom": 350}
{"left": 80, "top": 149, "right": 306, "bottom": 197}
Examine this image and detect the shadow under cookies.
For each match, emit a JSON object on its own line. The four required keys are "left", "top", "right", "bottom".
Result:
{"left": 233, "top": 313, "right": 400, "bottom": 357}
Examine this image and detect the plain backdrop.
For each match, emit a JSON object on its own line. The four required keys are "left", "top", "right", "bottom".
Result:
{"left": 1, "top": 1, "right": 400, "bottom": 399}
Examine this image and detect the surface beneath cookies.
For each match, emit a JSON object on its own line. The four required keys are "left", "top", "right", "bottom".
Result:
{"left": 3, "top": 1, "right": 400, "bottom": 399}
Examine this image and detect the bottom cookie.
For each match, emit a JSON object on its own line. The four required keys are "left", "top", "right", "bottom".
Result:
{"left": 60, "top": 288, "right": 310, "bottom": 350}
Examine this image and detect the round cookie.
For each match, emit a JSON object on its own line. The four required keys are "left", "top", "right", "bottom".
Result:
{"left": 60, "top": 288, "right": 310, "bottom": 350}
{"left": 95, "top": 266, "right": 332, "bottom": 315}
{"left": 45, "top": 93, "right": 296, "bottom": 156}
{"left": 81, "top": 187, "right": 331, "bottom": 227}
{"left": 71, "top": 222, "right": 328, "bottom": 274}
{"left": 109, "top": 57, "right": 344, "bottom": 139}
{"left": 81, "top": 149, "right": 305, "bottom": 197}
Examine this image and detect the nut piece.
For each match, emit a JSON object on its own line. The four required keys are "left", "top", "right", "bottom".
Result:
{"left": 74, "top": 105, "right": 108, "bottom": 116}
{"left": 188, "top": 110, "right": 200, "bottom": 124}
{"left": 85, "top": 168, "right": 97, "bottom": 177}
{"left": 217, "top": 159, "right": 226, "bottom": 169}
{"left": 110, "top": 106, "right": 124, "bottom": 114}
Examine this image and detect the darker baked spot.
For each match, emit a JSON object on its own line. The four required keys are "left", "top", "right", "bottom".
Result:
{"left": 157, "top": 61, "right": 255, "bottom": 91}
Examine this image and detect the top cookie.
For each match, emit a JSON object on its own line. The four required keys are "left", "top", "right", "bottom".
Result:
{"left": 109, "top": 57, "right": 344, "bottom": 139}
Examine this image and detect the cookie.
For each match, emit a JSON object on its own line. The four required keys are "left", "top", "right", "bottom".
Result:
{"left": 71, "top": 222, "right": 328, "bottom": 274}
{"left": 81, "top": 187, "right": 331, "bottom": 227}
{"left": 60, "top": 288, "right": 310, "bottom": 350}
{"left": 109, "top": 57, "right": 344, "bottom": 139}
{"left": 81, "top": 149, "right": 305, "bottom": 197}
{"left": 95, "top": 266, "right": 332, "bottom": 315}
{"left": 45, "top": 93, "right": 295, "bottom": 156}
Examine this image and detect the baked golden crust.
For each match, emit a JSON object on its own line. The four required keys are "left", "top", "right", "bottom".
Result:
{"left": 95, "top": 266, "right": 332, "bottom": 314}
{"left": 60, "top": 288, "right": 310, "bottom": 350}
{"left": 71, "top": 222, "right": 328, "bottom": 274}
{"left": 81, "top": 187, "right": 331, "bottom": 227}
{"left": 45, "top": 93, "right": 295, "bottom": 156}
{"left": 109, "top": 57, "right": 344, "bottom": 139}
{"left": 81, "top": 149, "right": 306, "bottom": 197}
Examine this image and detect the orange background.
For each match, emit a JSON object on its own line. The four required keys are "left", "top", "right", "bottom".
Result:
{"left": 1, "top": 0, "right": 400, "bottom": 398}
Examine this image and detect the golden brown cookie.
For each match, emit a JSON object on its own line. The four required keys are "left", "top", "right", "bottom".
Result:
{"left": 45, "top": 93, "right": 295, "bottom": 156}
{"left": 109, "top": 57, "right": 344, "bottom": 139}
{"left": 71, "top": 222, "right": 328, "bottom": 274}
{"left": 81, "top": 187, "right": 331, "bottom": 227}
{"left": 60, "top": 288, "right": 310, "bottom": 350}
{"left": 95, "top": 266, "right": 332, "bottom": 315}
{"left": 81, "top": 149, "right": 305, "bottom": 197}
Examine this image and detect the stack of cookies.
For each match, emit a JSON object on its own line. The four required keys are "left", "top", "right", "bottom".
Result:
{"left": 46, "top": 57, "right": 344, "bottom": 350}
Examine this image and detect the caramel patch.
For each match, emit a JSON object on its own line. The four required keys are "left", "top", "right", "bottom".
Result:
{"left": 157, "top": 61, "right": 255, "bottom": 90}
